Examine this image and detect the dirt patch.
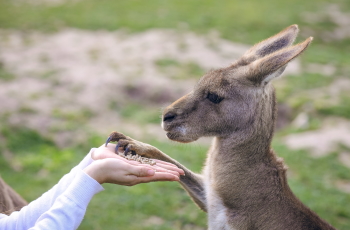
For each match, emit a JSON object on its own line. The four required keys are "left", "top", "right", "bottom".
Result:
{"left": 336, "top": 180, "right": 350, "bottom": 194}
{"left": 338, "top": 152, "right": 350, "bottom": 168}
{"left": 285, "top": 118, "right": 350, "bottom": 157}
{"left": 301, "top": 4, "right": 350, "bottom": 41}
{"left": 144, "top": 216, "right": 165, "bottom": 226}
{"left": 290, "top": 78, "right": 350, "bottom": 109}
{"left": 305, "top": 63, "right": 336, "bottom": 76}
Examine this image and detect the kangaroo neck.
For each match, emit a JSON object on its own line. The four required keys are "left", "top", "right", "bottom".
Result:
{"left": 215, "top": 121, "right": 275, "bottom": 164}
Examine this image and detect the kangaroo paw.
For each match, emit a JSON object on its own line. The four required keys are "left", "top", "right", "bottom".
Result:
{"left": 105, "top": 131, "right": 131, "bottom": 146}
{"left": 105, "top": 131, "right": 156, "bottom": 165}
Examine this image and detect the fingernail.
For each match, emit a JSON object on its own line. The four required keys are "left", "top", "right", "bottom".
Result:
{"left": 147, "top": 170, "right": 155, "bottom": 176}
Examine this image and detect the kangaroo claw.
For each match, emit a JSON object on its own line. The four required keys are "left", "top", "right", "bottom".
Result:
{"left": 105, "top": 136, "right": 112, "bottom": 147}
{"left": 124, "top": 146, "right": 131, "bottom": 155}
{"left": 115, "top": 143, "right": 120, "bottom": 154}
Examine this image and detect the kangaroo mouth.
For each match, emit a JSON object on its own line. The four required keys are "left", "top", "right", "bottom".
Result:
{"left": 162, "top": 120, "right": 197, "bottom": 143}
{"left": 166, "top": 132, "right": 194, "bottom": 143}
{"left": 165, "top": 127, "right": 197, "bottom": 143}
{"left": 164, "top": 127, "right": 183, "bottom": 141}
{"left": 166, "top": 131, "right": 180, "bottom": 141}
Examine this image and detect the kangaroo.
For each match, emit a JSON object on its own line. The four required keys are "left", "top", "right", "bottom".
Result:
{"left": 106, "top": 25, "right": 335, "bottom": 230}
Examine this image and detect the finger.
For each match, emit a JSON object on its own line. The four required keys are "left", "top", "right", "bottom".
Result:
{"left": 127, "top": 165, "right": 157, "bottom": 177}
{"left": 135, "top": 172, "right": 180, "bottom": 184}
{"left": 119, "top": 159, "right": 160, "bottom": 173}
{"left": 152, "top": 160, "right": 184, "bottom": 172}
{"left": 151, "top": 165, "right": 180, "bottom": 176}
{"left": 126, "top": 164, "right": 181, "bottom": 179}
{"left": 154, "top": 162, "right": 185, "bottom": 175}
{"left": 101, "top": 143, "right": 116, "bottom": 151}
{"left": 94, "top": 145, "right": 120, "bottom": 159}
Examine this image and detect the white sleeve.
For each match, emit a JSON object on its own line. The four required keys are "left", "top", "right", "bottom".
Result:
{"left": 0, "top": 148, "right": 103, "bottom": 230}
{"left": 28, "top": 170, "right": 104, "bottom": 230}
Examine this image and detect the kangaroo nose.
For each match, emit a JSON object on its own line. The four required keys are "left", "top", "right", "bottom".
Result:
{"left": 163, "top": 112, "right": 177, "bottom": 122}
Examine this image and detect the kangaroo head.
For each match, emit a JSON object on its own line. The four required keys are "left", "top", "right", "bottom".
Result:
{"left": 162, "top": 25, "right": 312, "bottom": 143}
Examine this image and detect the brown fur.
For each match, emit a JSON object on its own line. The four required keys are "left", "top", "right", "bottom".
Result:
{"left": 0, "top": 176, "right": 27, "bottom": 215}
{"left": 108, "top": 25, "right": 335, "bottom": 229}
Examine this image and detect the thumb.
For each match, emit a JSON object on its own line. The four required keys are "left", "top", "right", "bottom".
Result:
{"left": 129, "top": 166, "right": 155, "bottom": 177}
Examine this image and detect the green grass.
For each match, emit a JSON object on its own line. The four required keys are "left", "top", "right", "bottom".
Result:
{"left": 277, "top": 73, "right": 334, "bottom": 102}
{"left": 317, "top": 96, "right": 350, "bottom": 119}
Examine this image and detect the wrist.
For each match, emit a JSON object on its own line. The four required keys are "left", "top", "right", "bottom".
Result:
{"left": 84, "top": 161, "right": 106, "bottom": 184}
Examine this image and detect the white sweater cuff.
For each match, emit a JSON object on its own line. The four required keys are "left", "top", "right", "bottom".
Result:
{"left": 64, "top": 170, "right": 104, "bottom": 208}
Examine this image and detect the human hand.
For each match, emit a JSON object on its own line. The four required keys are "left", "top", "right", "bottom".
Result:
{"left": 92, "top": 143, "right": 185, "bottom": 177}
{"left": 84, "top": 144, "right": 184, "bottom": 185}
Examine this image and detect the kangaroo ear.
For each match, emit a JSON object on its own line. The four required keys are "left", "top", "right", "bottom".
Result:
{"left": 246, "top": 37, "right": 313, "bottom": 85}
{"left": 240, "top": 24, "right": 299, "bottom": 63}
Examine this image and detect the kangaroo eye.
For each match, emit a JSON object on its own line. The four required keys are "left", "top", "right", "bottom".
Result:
{"left": 207, "top": 92, "right": 223, "bottom": 104}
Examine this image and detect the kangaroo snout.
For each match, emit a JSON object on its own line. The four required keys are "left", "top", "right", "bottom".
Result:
{"left": 163, "top": 111, "right": 177, "bottom": 123}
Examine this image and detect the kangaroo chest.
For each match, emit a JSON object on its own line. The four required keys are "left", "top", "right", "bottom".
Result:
{"left": 203, "top": 162, "right": 237, "bottom": 230}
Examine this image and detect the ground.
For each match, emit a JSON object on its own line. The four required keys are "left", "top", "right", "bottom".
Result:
{"left": 0, "top": 1, "right": 350, "bottom": 229}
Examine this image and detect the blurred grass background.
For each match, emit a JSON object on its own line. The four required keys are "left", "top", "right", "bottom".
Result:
{"left": 0, "top": 0, "right": 350, "bottom": 229}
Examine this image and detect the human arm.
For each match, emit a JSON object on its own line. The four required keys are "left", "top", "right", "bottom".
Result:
{"left": 0, "top": 149, "right": 99, "bottom": 229}
{"left": 27, "top": 170, "right": 103, "bottom": 230}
